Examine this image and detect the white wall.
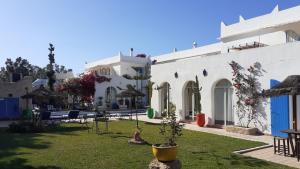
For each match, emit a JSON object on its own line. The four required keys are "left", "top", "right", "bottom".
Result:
{"left": 151, "top": 41, "right": 300, "bottom": 133}
{"left": 94, "top": 75, "right": 136, "bottom": 104}
{"left": 221, "top": 5, "right": 300, "bottom": 42}
{"left": 221, "top": 31, "right": 287, "bottom": 53}
{"left": 93, "top": 59, "right": 150, "bottom": 106}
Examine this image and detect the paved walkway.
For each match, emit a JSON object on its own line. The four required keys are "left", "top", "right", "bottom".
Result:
{"left": 242, "top": 146, "right": 300, "bottom": 169}
{"left": 0, "top": 121, "right": 14, "bottom": 128}
{"left": 130, "top": 115, "right": 273, "bottom": 144}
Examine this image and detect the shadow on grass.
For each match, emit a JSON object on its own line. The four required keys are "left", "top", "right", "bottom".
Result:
{"left": 0, "top": 158, "right": 61, "bottom": 169}
{"left": 144, "top": 122, "right": 161, "bottom": 125}
{"left": 108, "top": 132, "right": 132, "bottom": 139}
{"left": 94, "top": 131, "right": 132, "bottom": 139}
{"left": 46, "top": 124, "right": 89, "bottom": 135}
{"left": 0, "top": 123, "right": 88, "bottom": 169}
{"left": 0, "top": 133, "right": 50, "bottom": 158}
{"left": 0, "top": 130, "right": 57, "bottom": 169}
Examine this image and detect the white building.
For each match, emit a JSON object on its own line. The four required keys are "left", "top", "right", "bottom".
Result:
{"left": 32, "top": 70, "right": 74, "bottom": 90}
{"left": 150, "top": 5, "right": 300, "bottom": 134}
{"left": 85, "top": 50, "right": 151, "bottom": 109}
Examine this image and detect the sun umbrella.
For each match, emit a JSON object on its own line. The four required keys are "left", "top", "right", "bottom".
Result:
{"left": 262, "top": 75, "right": 300, "bottom": 97}
{"left": 116, "top": 85, "right": 145, "bottom": 128}
{"left": 262, "top": 75, "right": 300, "bottom": 130}
{"left": 21, "top": 86, "right": 64, "bottom": 107}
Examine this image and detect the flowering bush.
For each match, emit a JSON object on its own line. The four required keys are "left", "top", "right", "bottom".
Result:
{"left": 60, "top": 72, "right": 111, "bottom": 103}
{"left": 229, "top": 61, "right": 264, "bottom": 128}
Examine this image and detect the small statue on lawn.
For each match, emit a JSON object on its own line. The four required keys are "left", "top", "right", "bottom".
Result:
{"left": 129, "top": 127, "right": 146, "bottom": 144}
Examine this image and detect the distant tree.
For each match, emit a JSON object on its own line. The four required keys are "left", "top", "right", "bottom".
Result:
{"left": 46, "top": 43, "right": 56, "bottom": 91}
{"left": 54, "top": 64, "right": 68, "bottom": 73}
{"left": 0, "top": 57, "right": 35, "bottom": 82}
{"left": 32, "top": 66, "right": 48, "bottom": 80}
{"left": 0, "top": 67, "right": 7, "bottom": 81}
{"left": 0, "top": 44, "right": 71, "bottom": 83}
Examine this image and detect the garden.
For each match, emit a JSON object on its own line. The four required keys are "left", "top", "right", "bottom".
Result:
{"left": 0, "top": 120, "right": 292, "bottom": 169}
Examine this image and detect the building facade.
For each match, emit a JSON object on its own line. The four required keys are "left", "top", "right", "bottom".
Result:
{"left": 0, "top": 76, "right": 33, "bottom": 113}
{"left": 32, "top": 70, "right": 74, "bottom": 90}
{"left": 150, "top": 5, "right": 300, "bottom": 134}
{"left": 85, "top": 50, "right": 151, "bottom": 109}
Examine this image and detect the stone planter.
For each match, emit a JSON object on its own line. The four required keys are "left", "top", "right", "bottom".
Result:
{"left": 149, "top": 159, "right": 181, "bottom": 169}
{"left": 225, "top": 126, "right": 258, "bottom": 135}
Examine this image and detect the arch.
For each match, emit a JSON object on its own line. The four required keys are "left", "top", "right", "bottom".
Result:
{"left": 105, "top": 86, "right": 117, "bottom": 107}
{"left": 104, "top": 67, "right": 110, "bottom": 75}
{"left": 158, "top": 82, "right": 170, "bottom": 117}
{"left": 182, "top": 81, "right": 197, "bottom": 120}
{"left": 213, "top": 79, "right": 234, "bottom": 126}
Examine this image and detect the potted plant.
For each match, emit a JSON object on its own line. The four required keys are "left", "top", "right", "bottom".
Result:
{"left": 152, "top": 102, "right": 183, "bottom": 162}
{"left": 194, "top": 76, "right": 205, "bottom": 127}
{"left": 146, "top": 80, "right": 155, "bottom": 119}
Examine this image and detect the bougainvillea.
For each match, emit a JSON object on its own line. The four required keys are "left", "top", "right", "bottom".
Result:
{"left": 60, "top": 72, "right": 111, "bottom": 103}
{"left": 229, "top": 61, "right": 264, "bottom": 128}
{"left": 79, "top": 73, "right": 96, "bottom": 102}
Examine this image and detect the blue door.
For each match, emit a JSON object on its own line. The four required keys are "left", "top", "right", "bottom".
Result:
{"left": 0, "top": 98, "right": 20, "bottom": 120}
{"left": 5, "top": 98, "right": 20, "bottom": 119}
{"left": 0, "top": 99, "right": 5, "bottom": 119}
{"left": 271, "top": 79, "right": 289, "bottom": 137}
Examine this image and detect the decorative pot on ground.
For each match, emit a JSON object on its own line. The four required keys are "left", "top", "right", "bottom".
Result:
{"left": 147, "top": 108, "right": 154, "bottom": 119}
{"left": 152, "top": 102, "right": 183, "bottom": 163}
{"left": 196, "top": 113, "right": 205, "bottom": 127}
{"left": 152, "top": 144, "right": 178, "bottom": 162}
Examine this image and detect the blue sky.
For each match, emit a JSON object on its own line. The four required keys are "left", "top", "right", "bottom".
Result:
{"left": 0, "top": 0, "right": 300, "bottom": 74}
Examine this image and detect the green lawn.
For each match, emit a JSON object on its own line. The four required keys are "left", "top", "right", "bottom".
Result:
{"left": 0, "top": 120, "right": 292, "bottom": 169}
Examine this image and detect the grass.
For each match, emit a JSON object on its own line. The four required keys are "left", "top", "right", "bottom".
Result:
{"left": 0, "top": 120, "right": 293, "bottom": 169}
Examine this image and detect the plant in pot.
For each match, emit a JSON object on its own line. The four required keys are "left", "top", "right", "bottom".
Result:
{"left": 194, "top": 75, "right": 205, "bottom": 127}
{"left": 152, "top": 102, "right": 183, "bottom": 162}
{"left": 146, "top": 80, "right": 155, "bottom": 119}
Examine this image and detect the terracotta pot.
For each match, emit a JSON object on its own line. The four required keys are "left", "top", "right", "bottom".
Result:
{"left": 196, "top": 113, "right": 205, "bottom": 127}
{"left": 152, "top": 144, "right": 178, "bottom": 162}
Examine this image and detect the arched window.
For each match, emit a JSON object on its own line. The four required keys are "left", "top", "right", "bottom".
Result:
{"left": 105, "top": 87, "right": 117, "bottom": 104}
{"left": 159, "top": 82, "right": 170, "bottom": 117}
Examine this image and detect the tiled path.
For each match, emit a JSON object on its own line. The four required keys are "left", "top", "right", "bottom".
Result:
{"left": 133, "top": 115, "right": 273, "bottom": 144}
{"left": 0, "top": 121, "right": 14, "bottom": 128}
{"left": 242, "top": 147, "right": 300, "bottom": 169}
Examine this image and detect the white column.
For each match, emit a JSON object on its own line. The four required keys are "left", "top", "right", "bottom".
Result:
{"left": 224, "top": 89, "right": 227, "bottom": 126}
{"left": 192, "top": 93, "right": 195, "bottom": 120}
